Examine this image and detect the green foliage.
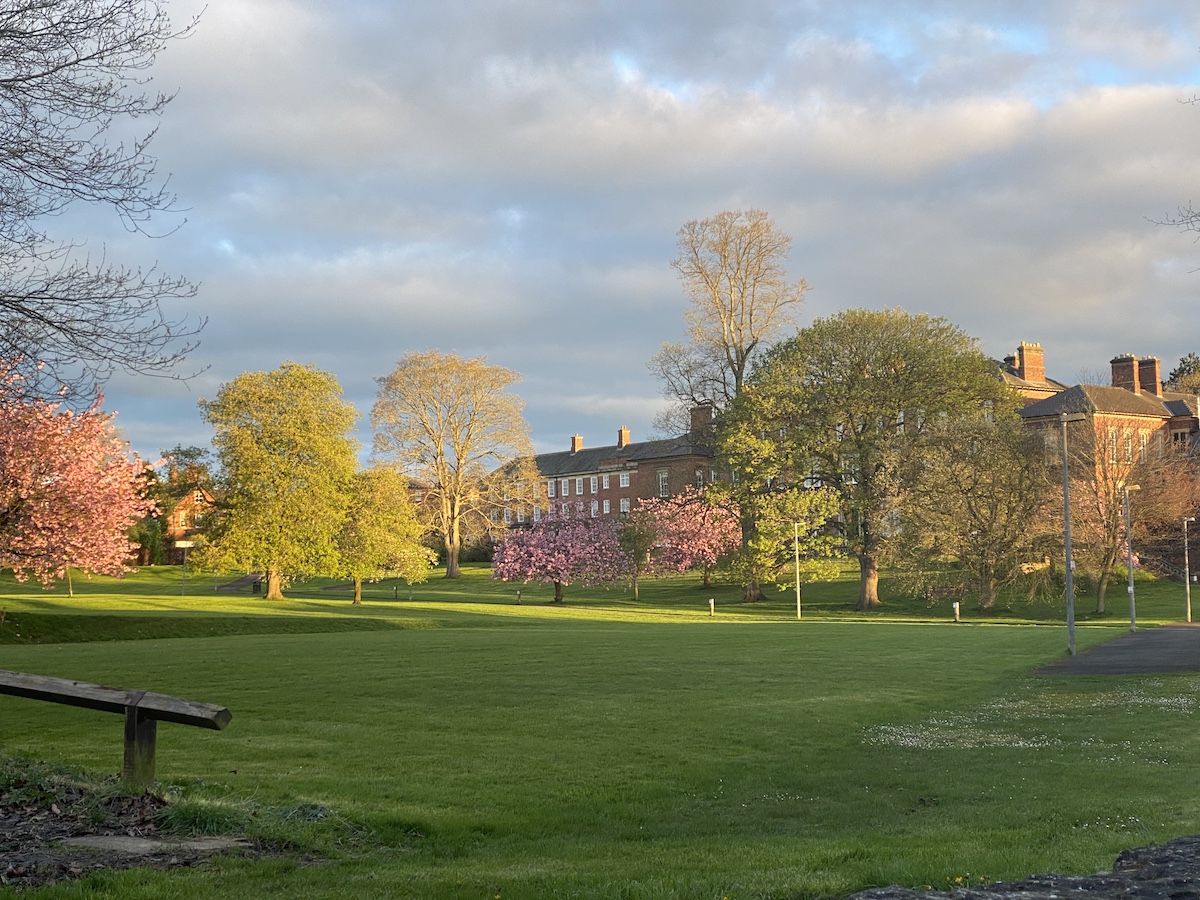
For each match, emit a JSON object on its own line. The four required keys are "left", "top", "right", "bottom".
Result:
{"left": 338, "top": 467, "right": 435, "bottom": 602}
{"left": 1167, "top": 352, "right": 1200, "bottom": 393}
{"left": 888, "top": 415, "right": 1059, "bottom": 609}
{"left": 198, "top": 363, "right": 359, "bottom": 597}
{"left": 733, "top": 307, "right": 1015, "bottom": 608}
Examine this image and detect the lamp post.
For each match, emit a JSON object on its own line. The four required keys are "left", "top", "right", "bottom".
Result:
{"left": 1186, "top": 517, "right": 1196, "bottom": 623}
{"left": 794, "top": 522, "right": 801, "bottom": 621}
{"left": 1060, "top": 412, "right": 1086, "bottom": 655}
{"left": 1123, "top": 484, "right": 1140, "bottom": 632}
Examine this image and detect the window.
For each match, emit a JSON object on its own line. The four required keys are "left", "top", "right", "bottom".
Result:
{"left": 517, "top": 509, "right": 525, "bottom": 524}
{"left": 503, "top": 508, "right": 512, "bottom": 524}
{"left": 547, "top": 480, "right": 556, "bottom": 499}
{"left": 560, "top": 479, "right": 569, "bottom": 497}
{"left": 619, "top": 498, "right": 630, "bottom": 514}
{"left": 1124, "top": 430, "right": 1133, "bottom": 463}
{"left": 590, "top": 476, "right": 598, "bottom": 494}
{"left": 603, "top": 499, "right": 610, "bottom": 514}
{"left": 602, "top": 474, "right": 610, "bottom": 489}
{"left": 533, "top": 507, "right": 542, "bottom": 522}
{"left": 561, "top": 502, "right": 571, "bottom": 517}
{"left": 575, "top": 501, "right": 584, "bottom": 515}
{"left": 1139, "top": 430, "right": 1149, "bottom": 460}
{"left": 575, "top": 477, "right": 583, "bottom": 495}
{"left": 1108, "top": 427, "right": 1118, "bottom": 464}
{"left": 619, "top": 472, "right": 630, "bottom": 488}
{"left": 656, "top": 468, "right": 670, "bottom": 498}
{"left": 695, "top": 468, "right": 705, "bottom": 488}
{"left": 590, "top": 500, "right": 599, "bottom": 517}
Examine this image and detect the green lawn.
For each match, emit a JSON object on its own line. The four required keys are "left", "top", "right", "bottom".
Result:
{"left": 1, "top": 565, "right": 1197, "bottom": 898}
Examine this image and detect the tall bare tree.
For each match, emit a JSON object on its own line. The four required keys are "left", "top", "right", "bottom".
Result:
{"left": 0, "top": 0, "right": 201, "bottom": 397}
{"left": 650, "top": 208, "right": 807, "bottom": 432}
{"left": 371, "top": 351, "right": 536, "bottom": 578}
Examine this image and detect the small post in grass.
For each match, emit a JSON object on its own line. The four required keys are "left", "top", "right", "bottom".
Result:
{"left": 709, "top": 598, "right": 715, "bottom": 617}
{"left": 952, "top": 601, "right": 960, "bottom": 623}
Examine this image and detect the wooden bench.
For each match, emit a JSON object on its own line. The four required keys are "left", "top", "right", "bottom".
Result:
{"left": 0, "top": 670, "right": 231, "bottom": 788}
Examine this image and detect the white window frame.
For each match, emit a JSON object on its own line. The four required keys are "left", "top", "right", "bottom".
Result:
{"left": 590, "top": 476, "right": 598, "bottom": 494}
{"left": 619, "top": 498, "right": 630, "bottom": 514}
{"left": 602, "top": 474, "right": 610, "bottom": 489}
{"left": 561, "top": 479, "right": 570, "bottom": 497}
{"left": 547, "top": 480, "right": 556, "bottom": 499}
{"left": 602, "top": 499, "right": 610, "bottom": 514}
{"left": 619, "top": 472, "right": 630, "bottom": 488}
{"left": 575, "top": 477, "right": 584, "bottom": 495}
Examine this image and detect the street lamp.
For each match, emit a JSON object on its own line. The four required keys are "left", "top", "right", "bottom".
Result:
{"left": 1186, "top": 517, "right": 1196, "bottom": 623}
{"left": 1123, "top": 484, "right": 1140, "bottom": 632}
{"left": 1060, "top": 412, "right": 1087, "bottom": 656}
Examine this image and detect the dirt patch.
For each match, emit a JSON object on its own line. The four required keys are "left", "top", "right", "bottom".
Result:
{"left": 0, "top": 783, "right": 256, "bottom": 890}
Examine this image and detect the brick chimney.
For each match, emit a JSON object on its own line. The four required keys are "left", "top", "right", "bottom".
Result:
{"left": 1016, "top": 342, "right": 1045, "bottom": 383}
{"left": 689, "top": 403, "right": 714, "bottom": 434}
{"left": 1111, "top": 354, "right": 1140, "bottom": 394}
{"left": 616, "top": 426, "right": 631, "bottom": 449}
{"left": 1139, "top": 357, "right": 1163, "bottom": 398}
{"left": 570, "top": 434, "right": 584, "bottom": 454}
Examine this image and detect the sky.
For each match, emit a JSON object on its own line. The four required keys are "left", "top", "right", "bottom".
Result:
{"left": 79, "top": 0, "right": 1200, "bottom": 461}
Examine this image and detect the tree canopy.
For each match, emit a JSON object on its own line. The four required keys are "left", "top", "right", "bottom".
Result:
{"left": 338, "top": 467, "right": 434, "bottom": 604}
{"left": 372, "top": 351, "right": 535, "bottom": 578}
{"left": 650, "top": 208, "right": 807, "bottom": 431}
{"left": 198, "top": 363, "right": 359, "bottom": 600}
{"left": 0, "top": 0, "right": 202, "bottom": 397}
{"left": 730, "top": 308, "right": 1013, "bottom": 609}
{"left": 0, "top": 364, "right": 153, "bottom": 585}
{"left": 492, "top": 511, "right": 628, "bottom": 603}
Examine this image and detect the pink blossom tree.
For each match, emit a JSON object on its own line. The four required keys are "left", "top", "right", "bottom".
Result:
{"left": 492, "top": 511, "right": 629, "bottom": 603}
{"left": 636, "top": 486, "right": 741, "bottom": 586}
{"left": 0, "top": 368, "right": 154, "bottom": 587}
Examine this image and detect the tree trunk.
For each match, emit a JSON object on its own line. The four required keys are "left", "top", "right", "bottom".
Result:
{"left": 444, "top": 540, "right": 461, "bottom": 578}
{"left": 265, "top": 568, "right": 285, "bottom": 600}
{"left": 979, "top": 575, "right": 997, "bottom": 611}
{"left": 1096, "top": 570, "right": 1110, "bottom": 614}
{"left": 352, "top": 577, "right": 362, "bottom": 605}
{"left": 632, "top": 574, "right": 639, "bottom": 601}
{"left": 702, "top": 567, "right": 712, "bottom": 588}
{"left": 856, "top": 553, "right": 880, "bottom": 610}
{"left": 743, "top": 580, "right": 764, "bottom": 602}
{"left": 553, "top": 581, "right": 563, "bottom": 603}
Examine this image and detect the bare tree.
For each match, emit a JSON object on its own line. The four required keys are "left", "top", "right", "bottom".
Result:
{"left": 650, "top": 208, "right": 807, "bottom": 431}
{"left": 0, "top": 0, "right": 202, "bottom": 397}
{"left": 371, "top": 351, "right": 537, "bottom": 579}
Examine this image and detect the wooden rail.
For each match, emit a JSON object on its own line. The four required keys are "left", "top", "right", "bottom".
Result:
{"left": 0, "top": 669, "right": 231, "bottom": 787}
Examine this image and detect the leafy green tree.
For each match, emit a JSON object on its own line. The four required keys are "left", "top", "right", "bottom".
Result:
{"left": 198, "top": 363, "right": 358, "bottom": 600}
{"left": 339, "top": 467, "right": 434, "bottom": 604}
{"left": 887, "top": 416, "right": 1057, "bottom": 610}
{"left": 732, "top": 308, "right": 1011, "bottom": 609}
{"left": 1167, "top": 353, "right": 1200, "bottom": 394}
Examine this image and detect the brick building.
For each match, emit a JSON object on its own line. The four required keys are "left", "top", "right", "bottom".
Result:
{"left": 503, "top": 406, "right": 717, "bottom": 525}
{"left": 1016, "top": 350, "right": 1199, "bottom": 466}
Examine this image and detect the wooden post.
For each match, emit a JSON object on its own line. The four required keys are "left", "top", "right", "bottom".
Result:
{"left": 123, "top": 703, "right": 158, "bottom": 788}
{"left": 709, "top": 598, "right": 715, "bottom": 617}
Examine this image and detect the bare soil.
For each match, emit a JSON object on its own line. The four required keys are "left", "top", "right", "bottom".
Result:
{"left": 0, "top": 782, "right": 253, "bottom": 890}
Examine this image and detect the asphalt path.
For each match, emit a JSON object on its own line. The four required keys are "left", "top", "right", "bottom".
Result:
{"left": 1037, "top": 623, "right": 1200, "bottom": 675}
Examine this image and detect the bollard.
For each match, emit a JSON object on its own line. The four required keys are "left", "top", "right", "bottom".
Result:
{"left": 709, "top": 598, "right": 715, "bottom": 617}
{"left": 516, "top": 589, "right": 522, "bottom": 605}
{"left": 952, "top": 601, "right": 960, "bottom": 623}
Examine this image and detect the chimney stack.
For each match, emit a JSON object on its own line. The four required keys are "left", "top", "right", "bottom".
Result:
{"left": 570, "top": 434, "right": 584, "bottom": 454}
{"left": 1139, "top": 357, "right": 1163, "bottom": 398}
{"left": 617, "top": 426, "right": 631, "bottom": 449}
{"left": 1111, "top": 354, "right": 1140, "bottom": 394}
{"left": 689, "top": 403, "right": 714, "bottom": 435}
{"left": 1016, "top": 342, "right": 1045, "bottom": 383}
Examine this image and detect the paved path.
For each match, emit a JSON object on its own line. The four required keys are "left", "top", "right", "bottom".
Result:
{"left": 1037, "top": 624, "right": 1200, "bottom": 675}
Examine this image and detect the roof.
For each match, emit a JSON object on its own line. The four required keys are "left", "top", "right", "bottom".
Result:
{"left": 996, "top": 360, "right": 1068, "bottom": 394}
{"left": 534, "top": 434, "right": 713, "bottom": 478}
{"left": 1018, "top": 384, "right": 1192, "bottom": 421}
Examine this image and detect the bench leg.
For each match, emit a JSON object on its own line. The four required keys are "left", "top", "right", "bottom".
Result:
{"left": 123, "top": 707, "right": 157, "bottom": 788}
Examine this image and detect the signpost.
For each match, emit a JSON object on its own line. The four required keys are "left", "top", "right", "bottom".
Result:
{"left": 174, "top": 541, "right": 196, "bottom": 595}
